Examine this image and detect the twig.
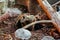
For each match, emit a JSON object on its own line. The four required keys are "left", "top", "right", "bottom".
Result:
{"left": 23, "top": 20, "right": 52, "bottom": 29}
{"left": 52, "top": 1, "right": 60, "bottom": 6}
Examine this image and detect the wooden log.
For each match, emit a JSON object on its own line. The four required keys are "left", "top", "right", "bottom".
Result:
{"left": 37, "top": 0, "right": 60, "bottom": 33}
{"left": 37, "top": 0, "right": 52, "bottom": 19}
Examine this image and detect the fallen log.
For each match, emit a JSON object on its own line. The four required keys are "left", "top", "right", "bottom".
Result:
{"left": 37, "top": 0, "right": 60, "bottom": 33}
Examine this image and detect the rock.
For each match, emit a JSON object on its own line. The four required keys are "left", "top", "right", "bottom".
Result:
{"left": 15, "top": 28, "right": 31, "bottom": 40}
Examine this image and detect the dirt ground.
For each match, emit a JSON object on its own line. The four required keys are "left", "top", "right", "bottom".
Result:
{"left": 0, "top": 16, "right": 60, "bottom": 40}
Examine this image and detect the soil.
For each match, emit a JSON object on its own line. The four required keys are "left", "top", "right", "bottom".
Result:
{"left": 0, "top": 16, "right": 60, "bottom": 40}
